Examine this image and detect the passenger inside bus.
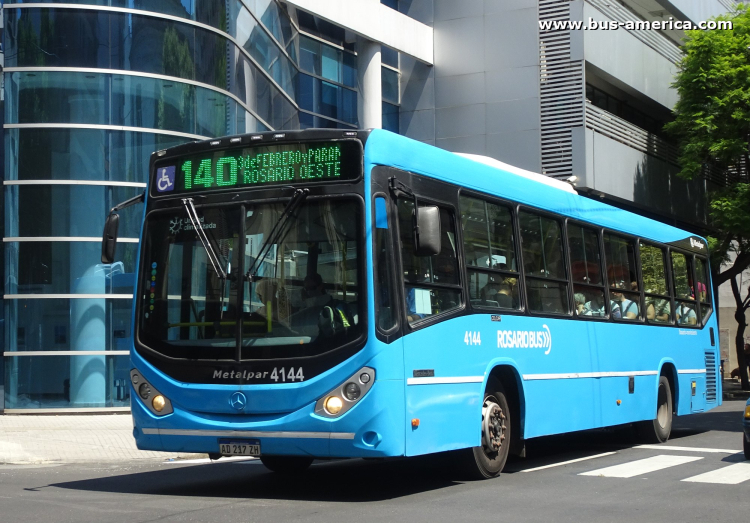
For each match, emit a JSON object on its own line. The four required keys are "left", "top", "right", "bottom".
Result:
{"left": 610, "top": 282, "right": 638, "bottom": 320}
{"left": 676, "top": 298, "right": 697, "bottom": 325}
{"left": 646, "top": 295, "right": 670, "bottom": 322}
{"left": 574, "top": 293, "right": 586, "bottom": 315}
{"left": 582, "top": 293, "right": 606, "bottom": 316}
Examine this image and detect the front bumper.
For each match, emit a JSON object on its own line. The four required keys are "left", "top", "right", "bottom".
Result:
{"left": 131, "top": 378, "right": 405, "bottom": 459}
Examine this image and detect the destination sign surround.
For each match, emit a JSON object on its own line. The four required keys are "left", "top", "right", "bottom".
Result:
{"left": 152, "top": 140, "right": 361, "bottom": 196}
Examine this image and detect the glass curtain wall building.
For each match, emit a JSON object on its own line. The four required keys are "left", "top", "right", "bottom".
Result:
{"left": 1, "top": 0, "right": 401, "bottom": 411}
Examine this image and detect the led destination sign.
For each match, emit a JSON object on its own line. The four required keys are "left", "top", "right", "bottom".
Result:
{"left": 152, "top": 140, "right": 361, "bottom": 195}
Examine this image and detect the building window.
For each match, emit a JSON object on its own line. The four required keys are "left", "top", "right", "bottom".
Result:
{"left": 586, "top": 84, "right": 668, "bottom": 137}
{"left": 383, "top": 102, "right": 399, "bottom": 133}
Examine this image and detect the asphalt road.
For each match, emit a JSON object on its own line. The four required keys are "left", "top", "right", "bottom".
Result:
{"left": 1, "top": 400, "right": 748, "bottom": 523}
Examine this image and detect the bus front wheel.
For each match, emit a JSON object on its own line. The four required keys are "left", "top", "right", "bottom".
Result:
{"left": 639, "top": 376, "right": 673, "bottom": 443}
{"left": 460, "top": 384, "right": 511, "bottom": 479}
{"left": 260, "top": 455, "right": 314, "bottom": 473}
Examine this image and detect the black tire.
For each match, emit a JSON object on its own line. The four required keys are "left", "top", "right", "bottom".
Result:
{"left": 638, "top": 375, "right": 673, "bottom": 443}
{"left": 457, "top": 383, "right": 511, "bottom": 479}
{"left": 260, "top": 455, "right": 314, "bottom": 473}
{"left": 744, "top": 434, "right": 750, "bottom": 461}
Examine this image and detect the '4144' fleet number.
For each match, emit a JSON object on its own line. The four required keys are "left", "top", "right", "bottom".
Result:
{"left": 464, "top": 331, "right": 481, "bottom": 346}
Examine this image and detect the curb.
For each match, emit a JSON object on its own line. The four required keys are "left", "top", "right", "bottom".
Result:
{"left": 724, "top": 392, "right": 750, "bottom": 401}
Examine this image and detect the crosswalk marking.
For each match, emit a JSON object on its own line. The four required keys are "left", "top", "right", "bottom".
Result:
{"left": 635, "top": 445, "right": 741, "bottom": 454}
{"left": 579, "top": 455, "right": 702, "bottom": 478}
{"left": 521, "top": 452, "right": 617, "bottom": 472}
{"left": 682, "top": 463, "right": 750, "bottom": 485}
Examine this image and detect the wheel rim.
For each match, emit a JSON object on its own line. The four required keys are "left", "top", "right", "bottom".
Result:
{"left": 657, "top": 385, "right": 668, "bottom": 428}
{"left": 481, "top": 396, "right": 506, "bottom": 456}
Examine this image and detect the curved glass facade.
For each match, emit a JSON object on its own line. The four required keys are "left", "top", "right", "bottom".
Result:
{"left": 6, "top": 128, "right": 187, "bottom": 182}
{"left": 2, "top": 1, "right": 401, "bottom": 410}
{"left": 6, "top": 71, "right": 261, "bottom": 137}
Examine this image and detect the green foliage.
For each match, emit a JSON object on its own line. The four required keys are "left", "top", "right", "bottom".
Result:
{"left": 640, "top": 244, "right": 669, "bottom": 295}
{"left": 707, "top": 182, "right": 750, "bottom": 271}
{"left": 667, "top": 7, "right": 750, "bottom": 286}
{"left": 710, "top": 182, "right": 750, "bottom": 235}
{"left": 665, "top": 5, "right": 750, "bottom": 179}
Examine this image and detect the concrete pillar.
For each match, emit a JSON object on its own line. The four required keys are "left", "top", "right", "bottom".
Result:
{"left": 357, "top": 38, "right": 382, "bottom": 129}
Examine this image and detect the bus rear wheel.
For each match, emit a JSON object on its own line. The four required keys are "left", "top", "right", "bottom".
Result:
{"left": 459, "top": 384, "right": 511, "bottom": 479}
{"left": 260, "top": 455, "right": 314, "bottom": 473}
{"left": 638, "top": 376, "right": 672, "bottom": 443}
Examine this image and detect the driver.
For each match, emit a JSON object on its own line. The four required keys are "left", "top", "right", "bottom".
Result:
{"left": 302, "top": 273, "right": 331, "bottom": 308}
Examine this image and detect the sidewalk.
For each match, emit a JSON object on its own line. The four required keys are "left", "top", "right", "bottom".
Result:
{"left": 0, "top": 413, "right": 203, "bottom": 465}
{"left": 722, "top": 379, "right": 750, "bottom": 401}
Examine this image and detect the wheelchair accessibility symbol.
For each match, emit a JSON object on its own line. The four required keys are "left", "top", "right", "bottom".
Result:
{"left": 156, "top": 166, "right": 175, "bottom": 193}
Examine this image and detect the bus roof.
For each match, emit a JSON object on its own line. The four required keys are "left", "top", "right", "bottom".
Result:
{"left": 364, "top": 129, "right": 704, "bottom": 247}
{"left": 454, "top": 153, "right": 578, "bottom": 195}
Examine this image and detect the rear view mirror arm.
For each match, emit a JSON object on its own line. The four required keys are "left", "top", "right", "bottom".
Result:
{"left": 109, "top": 190, "right": 145, "bottom": 214}
{"left": 388, "top": 177, "right": 422, "bottom": 245}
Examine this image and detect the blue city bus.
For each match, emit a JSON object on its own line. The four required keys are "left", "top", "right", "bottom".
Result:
{"left": 102, "top": 128, "right": 720, "bottom": 478}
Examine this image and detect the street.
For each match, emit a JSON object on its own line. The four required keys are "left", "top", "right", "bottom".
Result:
{"left": 0, "top": 399, "right": 747, "bottom": 522}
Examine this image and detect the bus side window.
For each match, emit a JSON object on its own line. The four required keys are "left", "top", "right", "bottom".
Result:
{"left": 519, "top": 211, "right": 569, "bottom": 314}
{"left": 671, "top": 251, "right": 697, "bottom": 326}
{"left": 398, "top": 199, "right": 462, "bottom": 323}
{"left": 374, "top": 196, "right": 397, "bottom": 331}
{"left": 460, "top": 195, "right": 520, "bottom": 310}
{"left": 640, "top": 242, "right": 671, "bottom": 324}
{"left": 568, "top": 224, "right": 605, "bottom": 318}
{"left": 603, "top": 233, "right": 641, "bottom": 321}
{"left": 695, "top": 256, "right": 712, "bottom": 323}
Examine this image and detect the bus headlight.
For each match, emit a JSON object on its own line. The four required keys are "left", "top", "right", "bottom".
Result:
{"left": 152, "top": 395, "right": 167, "bottom": 412}
{"left": 324, "top": 396, "right": 343, "bottom": 415}
{"left": 745, "top": 405, "right": 750, "bottom": 419}
{"left": 131, "top": 369, "right": 173, "bottom": 417}
{"left": 315, "top": 367, "right": 375, "bottom": 419}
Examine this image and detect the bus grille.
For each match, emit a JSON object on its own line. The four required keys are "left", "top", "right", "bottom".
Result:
{"left": 705, "top": 351, "right": 717, "bottom": 403}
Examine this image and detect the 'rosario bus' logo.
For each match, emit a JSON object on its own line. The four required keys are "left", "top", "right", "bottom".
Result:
{"left": 497, "top": 325, "right": 552, "bottom": 355}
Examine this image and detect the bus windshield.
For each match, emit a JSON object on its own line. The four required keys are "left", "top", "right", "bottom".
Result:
{"left": 139, "top": 198, "right": 363, "bottom": 361}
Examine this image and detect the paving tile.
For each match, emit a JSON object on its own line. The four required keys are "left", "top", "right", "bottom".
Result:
{"left": 0, "top": 415, "right": 202, "bottom": 464}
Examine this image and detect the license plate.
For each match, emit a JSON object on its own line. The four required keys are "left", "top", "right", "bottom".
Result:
{"left": 219, "top": 439, "right": 261, "bottom": 457}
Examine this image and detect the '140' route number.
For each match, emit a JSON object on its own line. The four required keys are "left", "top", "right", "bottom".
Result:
{"left": 464, "top": 331, "right": 481, "bottom": 346}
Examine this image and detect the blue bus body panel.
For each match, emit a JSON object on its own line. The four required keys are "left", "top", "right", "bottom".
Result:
{"left": 400, "top": 313, "right": 717, "bottom": 455}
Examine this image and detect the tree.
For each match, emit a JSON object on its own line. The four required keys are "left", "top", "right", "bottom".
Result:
{"left": 665, "top": 5, "right": 750, "bottom": 388}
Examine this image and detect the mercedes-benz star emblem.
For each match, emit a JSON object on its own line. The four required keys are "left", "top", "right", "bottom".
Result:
{"left": 229, "top": 391, "right": 247, "bottom": 411}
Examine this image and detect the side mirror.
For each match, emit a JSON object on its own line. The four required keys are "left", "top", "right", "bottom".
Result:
{"left": 101, "top": 212, "right": 120, "bottom": 264}
{"left": 414, "top": 205, "right": 441, "bottom": 256}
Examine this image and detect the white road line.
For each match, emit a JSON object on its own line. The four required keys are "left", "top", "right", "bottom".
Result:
{"left": 521, "top": 452, "right": 617, "bottom": 473}
{"left": 682, "top": 463, "right": 750, "bottom": 484}
{"left": 579, "top": 455, "right": 702, "bottom": 478}
{"left": 635, "top": 445, "right": 741, "bottom": 454}
{"left": 162, "top": 456, "right": 258, "bottom": 465}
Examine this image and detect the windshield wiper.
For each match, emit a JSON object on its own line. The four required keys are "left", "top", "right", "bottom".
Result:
{"left": 245, "top": 188, "right": 309, "bottom": 283}
{"left": 182, "top": 198, "right": 227, "bottom": 280}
